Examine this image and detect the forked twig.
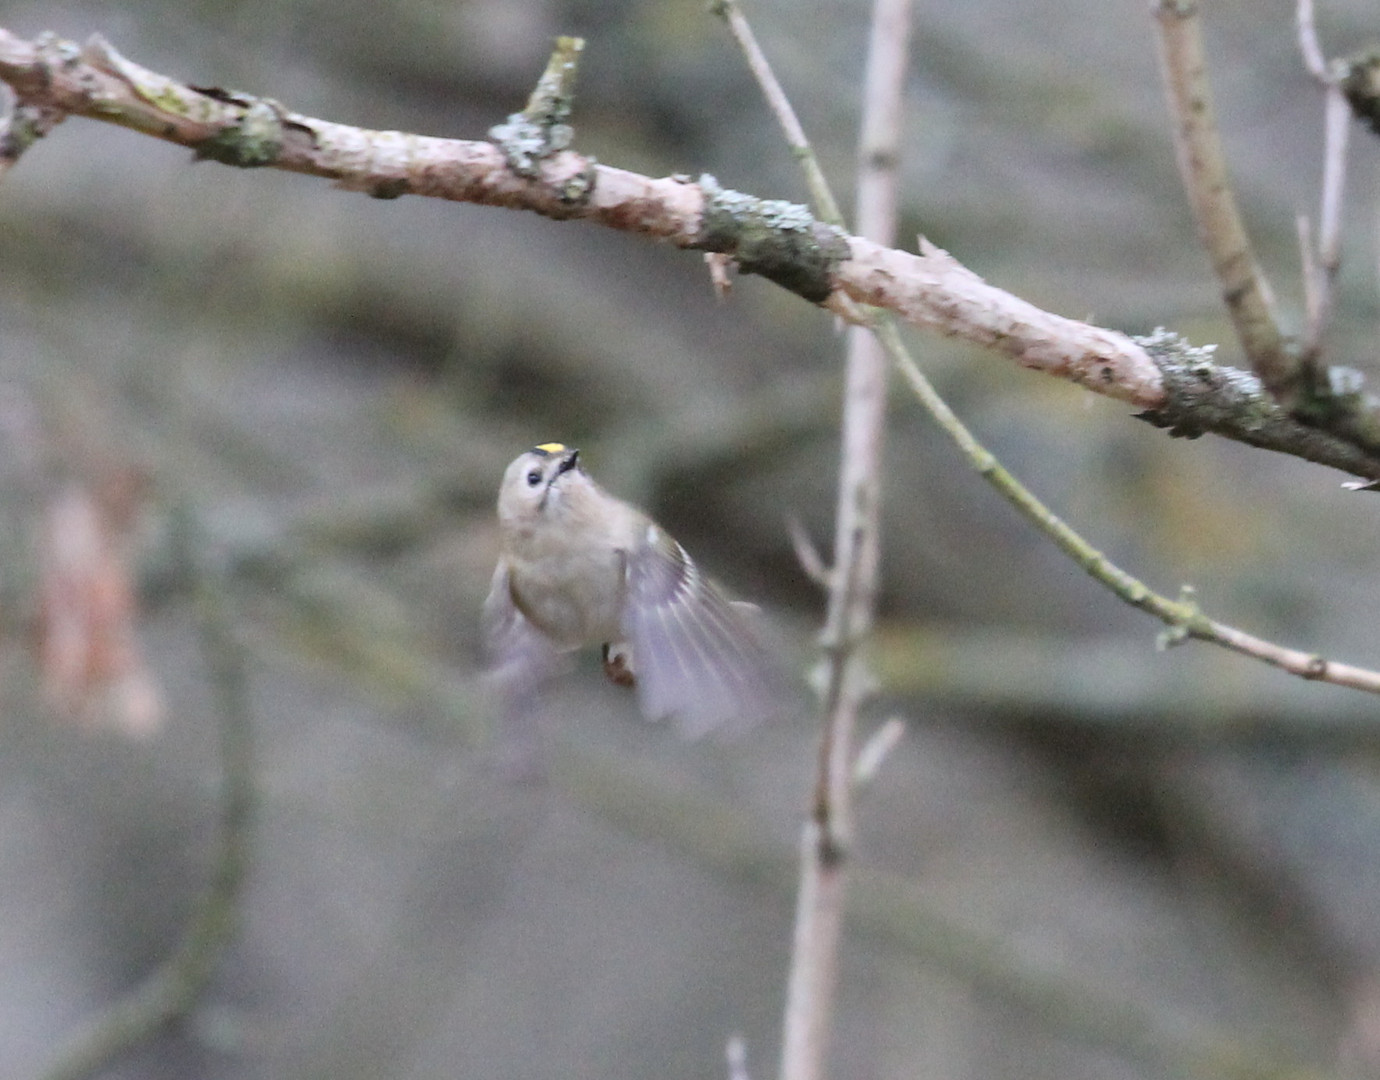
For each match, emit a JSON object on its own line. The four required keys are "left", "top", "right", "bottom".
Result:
{"left": 723, "top": 5, "right": 1380, "bottom": 718}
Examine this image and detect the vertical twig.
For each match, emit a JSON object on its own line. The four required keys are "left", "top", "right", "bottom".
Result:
{"left": 1296, "top": 0, "right": 1328, "bottom": 80}
{"left": 1303, "top": 86, "right": 1351, "bottom": 358}
{"left": 715, "top": 2, "right": 912, "bottom": 1078}
{"left": 38, "top": 508, "right": 254, "bottom": 1080}
{"left": 1152, "top": 1, "right": 1297, "bottom": 402}
{"left": 710, "top": 0, "right": 846, "bottom": 230}
{"left": 1296, "top": 0, "right": 1351, "bottom": 361}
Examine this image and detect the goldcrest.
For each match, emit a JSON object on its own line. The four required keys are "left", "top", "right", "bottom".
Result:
{"left": 484, "top": 443, "right": 789, "bottom": 737}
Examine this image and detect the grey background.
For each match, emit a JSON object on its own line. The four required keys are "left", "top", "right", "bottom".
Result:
{"left": 1, "top": 1, "right": 1380, "bottom": 1077}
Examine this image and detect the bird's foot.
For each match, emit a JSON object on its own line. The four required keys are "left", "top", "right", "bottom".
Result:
{"left": 601, "top": 643, "right": 636, "bottom": 688}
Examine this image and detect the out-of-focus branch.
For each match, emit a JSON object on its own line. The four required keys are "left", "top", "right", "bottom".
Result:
{"left": 38, "top": 510, "right": 254, "bottom": 1080}
{"left": 717, "top": 2, "right": 911, "bottom": 1078}
{"left": 1296, "top": 0, "right": 1329, "bottom": 81}
{"left": 1301, "top": 89, "right": 1350, "bottom": 358}
{"left": 1295, "top": 0, "right": 1350, "bottom": 362}
{"left": 1156, "top": 3, "right": 1380, "bottom": 455}
{"left": 5, "top": 28, "right": 1380, "bottom": 481}
{"left": 1151, "top": 2, "right": 1297, "bottom": 402}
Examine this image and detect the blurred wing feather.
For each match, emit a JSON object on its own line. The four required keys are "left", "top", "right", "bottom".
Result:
{"left": 621, "top": 528, "right": 792, "bottom": 738}
{"left": 482, "top": 561, "right": 569, "bottom": 708}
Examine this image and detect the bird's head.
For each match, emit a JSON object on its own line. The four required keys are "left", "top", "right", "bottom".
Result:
{"left": 497, "top": 443, "right": 586, "bottom": 532}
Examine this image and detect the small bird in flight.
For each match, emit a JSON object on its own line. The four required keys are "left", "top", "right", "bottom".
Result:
{"left": 484, "top": 443, "right": 792, "bottom": 738}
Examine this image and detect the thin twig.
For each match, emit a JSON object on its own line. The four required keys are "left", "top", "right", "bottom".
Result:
{"left": 38, "top": 508, "right": 254, "bottom": 1080}
{"left": 709, "top": 0, "right": 845, "bottom": 229}
{"left": 750, "top": 1, "right": 911, "bottom": 1078}
{"left": 852, "top": 718, "right": 905, "bottom": 789}
{"left": 488, "top": 36, "right": 584, "bottom": 177}
{"left": 1151, "top": 1, "right": 1297, "bottom": 403}
{"left": 1297, "top": 0, "right": 1329, "bottom": 83}
{"left": 1299, "top": 213, "right": 1321, "bottom": 333}
{"left": 785, "top": 515, "right": 832, "bottom": 589}
{"left": 1303, "top": 85, "right": 1351, "bottom": 358}
{"left": 1296, "top": 0, "right": 1351, "bottom": 360}
{"left": 879, "top": 317, "right": 1380, "bottom": 696}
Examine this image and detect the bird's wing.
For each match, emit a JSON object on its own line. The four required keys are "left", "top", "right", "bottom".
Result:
{"left": 482, "top": 562, "right": 571, "bottom": 762}
{"left": 621, "top": 526, "right": 794, "bottom": 739}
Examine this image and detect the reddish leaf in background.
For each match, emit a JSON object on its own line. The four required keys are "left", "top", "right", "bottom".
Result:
{"left": 34, "top": 479, "right": 161, "bottom": 736}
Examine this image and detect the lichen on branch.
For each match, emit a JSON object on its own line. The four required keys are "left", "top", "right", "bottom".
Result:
{"left": 4, "top": 26, "right": 1380, "bottom": 483}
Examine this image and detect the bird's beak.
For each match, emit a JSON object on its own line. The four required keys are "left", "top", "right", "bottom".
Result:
{"left": 538, "top": 448, "right": 579, "bottom": 510}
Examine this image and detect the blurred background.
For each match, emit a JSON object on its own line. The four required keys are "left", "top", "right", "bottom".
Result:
{"left": 2, "top": 0, "right": 1380, "bottom": 1077}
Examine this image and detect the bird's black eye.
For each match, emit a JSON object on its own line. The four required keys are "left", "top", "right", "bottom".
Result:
{"left": 526, "top": 469, "right": 543, "bottom": 487}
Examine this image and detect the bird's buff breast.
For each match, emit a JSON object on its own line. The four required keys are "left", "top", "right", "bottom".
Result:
{"left": 507, "top": 534, "right": 626, "bottom": 648}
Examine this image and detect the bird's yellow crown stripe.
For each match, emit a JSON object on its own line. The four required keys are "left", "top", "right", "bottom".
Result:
{"left": 533, "top": 442, "right": 567, "bottom": 455}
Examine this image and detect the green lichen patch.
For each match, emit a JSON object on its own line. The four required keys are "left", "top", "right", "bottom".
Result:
{"left": 696, "top": 175, "right": 848, "bottom": 304}
{"left": 1133, "top": 328, "right": 1265, "bottom": 439}
{"left": 1134, "top": 328, "right": 1380, "bottom": 481}
{"left": 488, "top": 113, "right": 572, "bottom": 178}
{"left": 489, "top": 36, "right": 584, "bottom": 179}
{"left": 194, "top": 99, "right": 284, "bottom": 167}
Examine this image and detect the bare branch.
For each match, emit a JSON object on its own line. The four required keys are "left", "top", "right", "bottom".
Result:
{"left": 785, "top": 515, "right": 831, "bottom": 589}
{"left": 1134, "top": 330, "right": 1380, "bottom": 481}
{"left": 884, "top": 322, "right": 1380, "bottom": 699}
{"left": 1294, "top": 0, "right": 1353, "bottom": 363}
{"left": 1297, "top": 0, "right": 1329, "bottom": 83}
{"left": 6, "top": 27, "right": 1380, "bottom": 479}
{"left": 840, "top": 235, "right": 1165, "bottom": 405}
{"left": 1303, "top": 86, "right": 1351, "bottom": 357}
{"left": 776, "top": 1, "right": 911, "bottom": 1077}
{"left": 852, "top": 717, "right": 905, "bottom": 789}
{"left": 1154, "top": 6, "right": 1380, "bottom": 456}
{"left": 1152, "top": 2, "right": 1297, "bottom": 403}
{"left": 0, "top": 33, "right": 1148, "bottom": 387}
